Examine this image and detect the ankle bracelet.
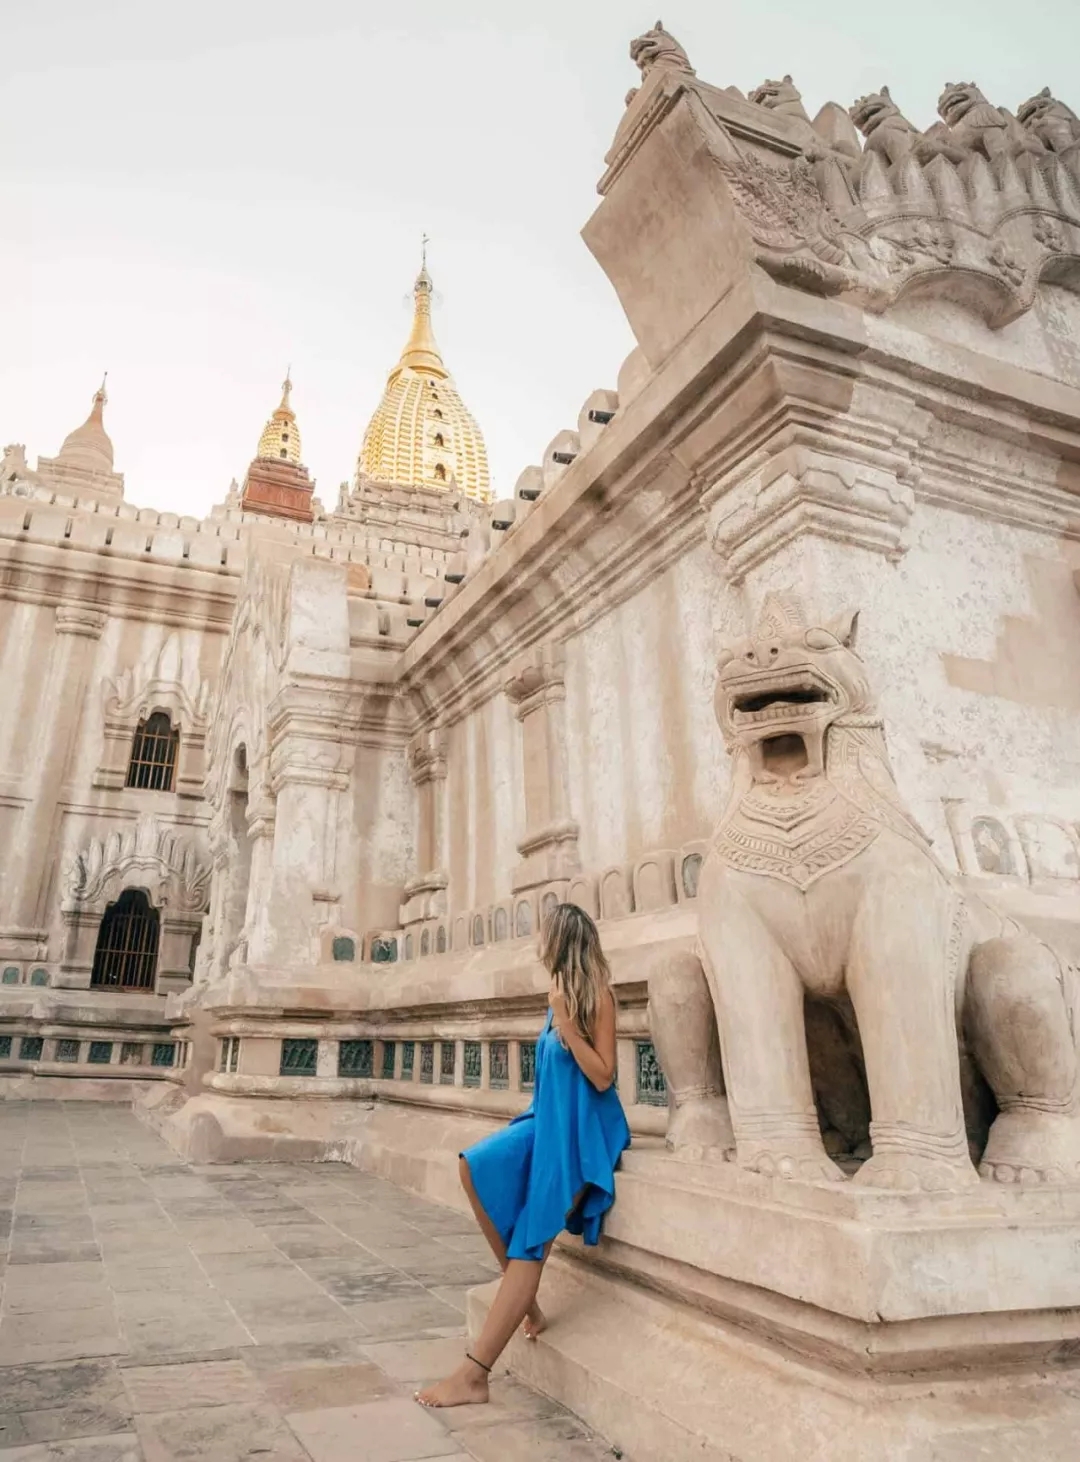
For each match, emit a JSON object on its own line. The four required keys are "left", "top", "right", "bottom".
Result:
{"left": 465, "top": 1352, "right": 492, "bottom": 1374}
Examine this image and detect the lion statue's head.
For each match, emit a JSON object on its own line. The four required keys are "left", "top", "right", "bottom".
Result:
{"left": 937, "top": 82, "right": 1001, "bottom": 129}
{"left": 714, "top": 594, "right": 875, "bottom": 783}
{"left": 629, "top": 21, "right": 693, "bottom": 79}
{"left": 1016, "top": 87, "right": 1080, "bottom": 152}
{"left": 749, "top": 75, "right": 810, "bottom": 122}
{"left": 849, "top": 86, "right": 911, "bottom": 138}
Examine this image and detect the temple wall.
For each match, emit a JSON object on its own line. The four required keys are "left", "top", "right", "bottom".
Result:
{"left": 443, "top": 695, "right": 522, "bottom": 913}
{"left": 564, "top": 542, "right": 737, "bottom": 872}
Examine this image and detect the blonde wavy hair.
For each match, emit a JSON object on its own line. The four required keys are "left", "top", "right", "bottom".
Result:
{"left": 539, "top": 903, "right": 611, "bottom": 1043}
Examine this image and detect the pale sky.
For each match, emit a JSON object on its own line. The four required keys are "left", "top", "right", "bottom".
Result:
{"left": 4, "top": 1, "right": 1078, "bottom": 518}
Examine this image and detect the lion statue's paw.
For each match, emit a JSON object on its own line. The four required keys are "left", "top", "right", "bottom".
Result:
{"left": 979, "top": 1109, "right": 1080, "bottom": 1186}
{"left": 739, "top": 1145, "right": 847, "bottom": 1184}
{"left": 853, "top": 1151, "right": 980, "bottom": 1193}
{"left": 666, "top": 1097, "right": 735, "bottom": 1161}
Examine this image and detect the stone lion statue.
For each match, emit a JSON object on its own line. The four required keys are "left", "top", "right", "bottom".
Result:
{"left": 937, "top": 82, "right": 1044, "bottom": 160}
{"left": 1016, "top": 88, "right": 1080, "bottom": 155}
{"left": 849, "top": 87, "right": 965, "bottom": 165}
{"left": 650, "top": 593, "right": 1080, "bottom": 1191}
{"left": 749, "top": 75, "right": 811, "bottom": 123}
{"left": 628, "top": 21, "right": 693, "bottom": 79}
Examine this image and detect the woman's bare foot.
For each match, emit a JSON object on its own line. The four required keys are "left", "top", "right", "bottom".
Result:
{"left": 415, "top": 1357, "right": 490, "bottom": 1409}
{"left": 523, "top": 1303, "right": 547, "bottom": 1340}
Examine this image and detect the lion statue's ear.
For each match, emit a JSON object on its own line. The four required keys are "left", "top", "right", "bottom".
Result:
{"left": 826, "top": 608, "right": 860, "bottom": 648}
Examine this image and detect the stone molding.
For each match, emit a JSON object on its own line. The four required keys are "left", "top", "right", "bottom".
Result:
{"left": 54, "top": 605, "right": 107, "bottom": 639}
{"left": 503, "top": 642, "right": 567, "bottom": 719}
{"left": 407, "top": 728, "right": 448, "bottom": 786}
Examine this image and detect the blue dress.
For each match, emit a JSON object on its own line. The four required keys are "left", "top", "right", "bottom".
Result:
{"left": 462, "top": 1008, "right": 631, "bottom": 1262}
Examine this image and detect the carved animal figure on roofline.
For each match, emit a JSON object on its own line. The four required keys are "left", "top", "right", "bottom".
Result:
{"left": 628, "top": 21, "right": 693, "bottom": 79}
{"left": 849, "top": 87, "right": 965, "bottom": 166}
{"left": 937, "top": 82, "right": 1044, "bottom": 161}
{"left": 1016, "top": 88, "right": 1080, "bottom": 155}
{"left": 749, "top": 75, "right": 811, "bottom": 123}
{"left": 649, "top": 593, "right": 1080, "bottom": 1191}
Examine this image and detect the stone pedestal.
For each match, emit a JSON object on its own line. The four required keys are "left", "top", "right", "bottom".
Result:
{"left": 469, "top": 1150, "right": 1080, "bottom": 1461}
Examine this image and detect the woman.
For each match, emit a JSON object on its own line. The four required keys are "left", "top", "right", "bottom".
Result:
{"left": 416, "top": 902, "right": 631, "bottom": 1409}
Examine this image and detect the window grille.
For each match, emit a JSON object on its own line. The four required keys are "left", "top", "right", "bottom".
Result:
{"left": 88, "top": 1041, "right": 113, "bottom": 1064}
{"left": 152, "top": 1043, "right": 176, "bottom": 1068}
{"left": 464, "top": 1041, "right": 481, "bottom": 1088}
{"left": 520, "top": 1041, "right": 537, "bottom": 1090}
{"left": 56, "top": 1039, "right": 80, "bottom": 1062}
{"left": 338, "top": 1040, "right": 373, "bottom": 1077}
{"left": 440, "top": 1041, "right": 456, "bottom": 1084}
{"left": 91, "top": 890, "right": 160, "bottom": 991}
{"left": 126, "top": 712, "right": 179, "bottom": 792}
{"left": 280, "top": 1039, "right": 317, "bottom": 1076}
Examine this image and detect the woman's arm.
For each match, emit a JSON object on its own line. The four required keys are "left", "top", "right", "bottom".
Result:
{"left": 551, "top": 987, "right": 617, "bottom": 1092}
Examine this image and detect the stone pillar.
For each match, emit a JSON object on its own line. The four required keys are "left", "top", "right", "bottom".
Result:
{"left": 4, "top": 605, "right": 106, "bottom": 955}
{"left": 245, "top": 672, "right": 362, "bottom": 970}
{"left": 504, "top": 642, "right": 580, "bottom": 893}
{"left": 400, "top": 728, "right": 448, "bottom": 926}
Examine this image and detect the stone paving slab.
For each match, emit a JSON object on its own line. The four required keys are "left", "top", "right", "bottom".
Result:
{"left": 0, "top": 1103, "right": 626, "bottom": 1462}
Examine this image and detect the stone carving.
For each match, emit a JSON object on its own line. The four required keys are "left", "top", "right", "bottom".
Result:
{"left": 937, "top": 82, "right": 1043, "bottom": 161}
{"left": 850, "top": 88, "right": 964, "bottom": 166}
{"left": 653, "top": 594, "right": 1080, "bottom": 1189}
{"left": 749, "top": 75, "right": 811, "bottom": 123}
{"left": 628, "top": 20, "right": 693, "bottom": 80}
{"left": 1, "top": 444, "right": 43, "bottom": 493}
{"left": 105, "top": 633, "right": 213, "bottom": 724}
{"left": 1017, "top": 88, "right": 1080, "bottom": 155}
{"left": 715, "top": 149, "right": 850, "bottom": 272}
{"left": 65, "top": 814, "right": 210, "bottom": 913}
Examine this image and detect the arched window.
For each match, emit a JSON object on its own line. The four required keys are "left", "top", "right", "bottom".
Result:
{"left": 433, "top": 464, "right": 446, "bottom": 482}
{"left": 433, "top": 408, "right": 443, "bottom": 419}
{"left": 91, "top": 889, "right": 160, "bottom": 991}
{"left": 433, "top": 432, "right": 445, "bottom": 447}
{"left": 126, "top": 713, "right": 179, "bottom": 792}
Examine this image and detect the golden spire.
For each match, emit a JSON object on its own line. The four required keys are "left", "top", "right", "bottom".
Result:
{"left": 392, "top": 238, "right": 447, "bottom": 381}
{"left": 256, "top": 370, "right": 302, "bottom": 466}
{"left": 357, "top": 245, "right": 491, "bottom": 503}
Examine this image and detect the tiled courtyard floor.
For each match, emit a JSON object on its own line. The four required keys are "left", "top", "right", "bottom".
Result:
{"left": 0, "top": 1103, "right": 622, "bottom": 1462}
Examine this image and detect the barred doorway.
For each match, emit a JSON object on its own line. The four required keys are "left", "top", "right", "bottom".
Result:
{"left": 90, "top": 889, "right": 160, "bottom": 991}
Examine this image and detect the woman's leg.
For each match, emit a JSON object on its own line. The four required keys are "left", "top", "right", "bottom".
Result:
{"left": 416, "top": 1242, "right": 554, "bottom": 1409}
{"left": 459, "top": 1156, "right": 546, "bottom": 1339}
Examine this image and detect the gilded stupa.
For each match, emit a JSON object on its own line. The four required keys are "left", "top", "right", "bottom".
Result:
{"left": 240, "top": 374, "right": 315, "bottom": 522}
{"left": 256, "top": 375, "right": 303, "bottom": 467}
{"left": 358, "top": 249, "right": 491, "bottom": 503}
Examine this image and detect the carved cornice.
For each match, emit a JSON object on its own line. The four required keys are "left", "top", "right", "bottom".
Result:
{"left": 705, "top": 445, "right": 916, "bottom": 581}
{"left": 407, "top": 727, "right": 448, "bottom": 785}
{"left": 54, "top": 605, "right": 107, "bottom": 638}
{"left": 504, "top": 642, "right": 567, "bottom": 719}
